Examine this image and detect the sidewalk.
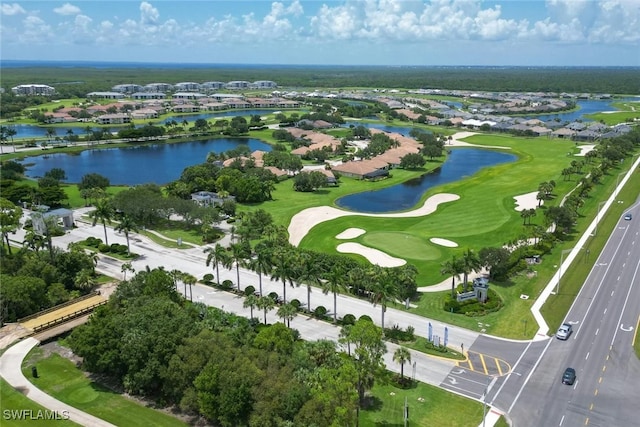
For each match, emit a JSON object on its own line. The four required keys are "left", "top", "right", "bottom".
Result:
{"left": 0, "top": 337, "right": 117, "bottom": 427}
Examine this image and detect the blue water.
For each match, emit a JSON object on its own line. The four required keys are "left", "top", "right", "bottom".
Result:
{"left": 21, "top": 138, "right": 271, "bottom": 185}
{"left": 335, "top": 148, "right": 517, "bottom": 213}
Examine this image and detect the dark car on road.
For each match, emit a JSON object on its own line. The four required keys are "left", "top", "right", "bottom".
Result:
{"left": 624, "top": 213, "right": 632, "bottom": 220}
{"left": 562, "top": 368, "right": 576, "bottom": 385}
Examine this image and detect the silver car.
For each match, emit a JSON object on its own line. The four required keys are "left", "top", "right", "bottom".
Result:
{"left": 556, "top": 323, "right": 572, "bottom": 340}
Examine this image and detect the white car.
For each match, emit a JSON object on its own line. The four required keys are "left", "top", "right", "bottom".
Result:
{"left": 556, "top": 323, "right": 572, "bottom": 340}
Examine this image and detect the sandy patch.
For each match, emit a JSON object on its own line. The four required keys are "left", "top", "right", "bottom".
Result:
{"left": 336, "top": 228, "right": 366, "bottom": 239}
{"left": 288, "top": 193, "right": 460, "bottom": 246}
{"left": 514, "top": 191, "right": 541, "bottom": 211}
{"left": 575, "top": 144, "right": 595, "bottom": 156}
{"left": 430, "top": 238, "right": 458, "bottom": 248}
{"left": 336, "top": 243, "right": 406, "bottom": 267}
{"left": 445, "top": 131, "right": 511, "bottom": 150}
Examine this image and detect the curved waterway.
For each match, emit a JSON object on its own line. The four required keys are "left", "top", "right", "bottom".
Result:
{"left": 335, "top": 148, "right": 517, "bottom": 213}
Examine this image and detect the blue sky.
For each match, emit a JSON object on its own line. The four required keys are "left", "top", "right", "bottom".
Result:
{"left": 1, "top": 1, "right": 638, "bottom": 66}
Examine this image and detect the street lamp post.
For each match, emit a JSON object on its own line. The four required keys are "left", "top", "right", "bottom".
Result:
{"left": 482, "top": 377, "right": 491, "bottom": 427}
{"left": 557, "top": 248, "right": 573, "bottom": 294}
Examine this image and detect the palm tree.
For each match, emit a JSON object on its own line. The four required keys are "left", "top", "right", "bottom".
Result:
{"left": 368, "top": 266, "right": 398, "bottom": 331}
{"left": 297, "top": 252, "right": 322, "bottom": 312}
{"left": 89, "top": 198, "right": 114, "bottom": 245}
{"left": 170, "top": 269, "right": 183, "bottom": 292}
{"left": 441, "top": 255, "right": 464, "bottom": 298}
{"left": 230, "top": 241, "right": 250, "bottom": 292}
{"left": 393, "top": 347, "right": 412, "bottom": 381}
{"left": 460, "top": 248, "right": 481, "bottom": 291}
{"left": 277, "top": 303, "right": 298, "bottom": 328}
{"left": 115, "top": 215, "right": 138, "bottom": 255}
{"left": 183, "top": 273, "right": 196, "bottom": 302}
{"left": 243, "top": 293, "right": 259, "bottom": 320}
{"left": 204, "top": 243, "right": 228, "bottom": 285}
{"left": 322, "top": 265, "right": 347, "bottom": 323}
{"left": 339, "top": 324, "right": 353, "bottom": 356}
{"left": 256, "top": 295, "right": 276, "bottom": 325}
{"left": 270, "top": 247, "right": 295, "bottom": 304}
{"left": 520, "top": 209, "right": 531, "bottom": 225}
{"left": 5, "top": 126, "right": 17, "bottom": 152}
{"left": 74, "top": 269, "right": 96, "bottom": 291}
{"left": 248, "top": 242, "right": 272, "bottom": 296}
{"left": 121, "top": 262, "right": 135, "bottom": 281}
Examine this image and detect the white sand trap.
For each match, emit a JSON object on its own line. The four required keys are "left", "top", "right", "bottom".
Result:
{"left": 430, "top": 238, "right": 458, "bottom": 248}
{"left": 514, "top": 191, "right": 542, "bottom": 211}
{"left": 337, "top": 243, "right": 406, "bottom": 267}
{"left": 446, "top": 131, "right": 511, "bottom": 150}
{"left": 288, "top": 193, "right": 460, "bottom": 246}
{"left": 336, "top": 228, "right": 366, "bottom": 239}
{"left": 575, "top": 144, "right": 595, "bottom": 156}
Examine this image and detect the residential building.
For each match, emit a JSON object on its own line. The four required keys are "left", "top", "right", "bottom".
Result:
{"left": 112, "top": 84, "right": 143, "bottom": 93}
{"left": 12, "top": 84, "right": 55, "bottom": 96}
{"left": 87, "top": 91, "right": 125, "bottom": 100}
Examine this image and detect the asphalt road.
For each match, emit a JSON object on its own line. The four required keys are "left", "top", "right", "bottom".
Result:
{"left": 508, "top": 208, "right": 640, "bottom": 427}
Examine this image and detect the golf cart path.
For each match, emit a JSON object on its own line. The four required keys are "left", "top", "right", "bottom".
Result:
{"left": 0, "top": 337, "right": 117, "bottom": 427}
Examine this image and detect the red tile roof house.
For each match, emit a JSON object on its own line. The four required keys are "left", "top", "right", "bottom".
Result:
{"left": 332, "top": 158, "right": 390, "bottom": 180}
{"left": 44, "top": 112, "right": 76, "bottom": 123}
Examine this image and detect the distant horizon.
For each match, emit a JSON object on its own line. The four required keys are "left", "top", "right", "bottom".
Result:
{"left": 2, "top": 59, "right": 639, "bottom": 70}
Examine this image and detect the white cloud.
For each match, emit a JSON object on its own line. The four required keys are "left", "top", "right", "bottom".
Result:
{"left": 54, "top": 3, "right": 81, "bottom": 16}
{"left": 20, "top": 15, "right": 52, "bottom": 44}
{"left": 1, "top": 3, "right": 26, "bottom": 16}
{"left": 140, "top": 1, "right": 160, "bottom": 26}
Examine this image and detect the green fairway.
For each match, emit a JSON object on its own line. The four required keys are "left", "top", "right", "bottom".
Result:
{"left": 360, "top": 380, "right": 484, "bottom": 427}
{"left": 0, "top": 378, "right": 80, "bottom": 427}
{"left": 22, "top": 349, "right": 188, "bottom": 427}
{"left": 361, "top": 231, "right": 442, "bottom": 261}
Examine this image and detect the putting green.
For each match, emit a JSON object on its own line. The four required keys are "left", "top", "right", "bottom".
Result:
{"left": 361, "top": 232, "right": 441, "bottom": 261}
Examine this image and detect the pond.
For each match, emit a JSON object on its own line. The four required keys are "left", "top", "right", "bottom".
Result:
{"left": 335, "top": 148, "right": 517, "bottom": 213}
{"left": 21, "top": 138, "right": 272, "bottom": 185}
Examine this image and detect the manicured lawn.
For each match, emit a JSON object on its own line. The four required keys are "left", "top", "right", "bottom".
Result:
{"left": 0, "top": 378, "right": 80, "bottom": 427}
{"left": 21, "top": 349, "right": 187, "bottom": 427}
{"left": 360, "top": 380, "right": 484, "bottom": 426}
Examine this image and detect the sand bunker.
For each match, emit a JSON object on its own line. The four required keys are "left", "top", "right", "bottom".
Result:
{"left": 288, "top": 193, "right": 460, "bottom": 246}
{"left": 336, "top": 228, "right": 366, "bottom": 239}
{"left": 514, "top": 191, "right": 541, "bottom": 211}
{"left": 336, "top": 243, "right": 406, "bottom": 267}
{"left": 575, "top": 144, "right": 595, "bottom": 156}
{"left": 446, "top": 131, "right": 511, "bottom": 150}
{"left": 430, "top": 238, "right": 458, "bottom": 248}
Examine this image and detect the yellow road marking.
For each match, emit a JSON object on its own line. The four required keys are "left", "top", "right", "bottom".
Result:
{"left": 479, "top": 353, "right": 489, "bottom": 375}
{"left": 599, "top": 377, "right": 602, "bottom": 384}
{"left": 585, "top": 418, "right": 590, "bottom": 425}
{"left": 590, "top": 403, "right": 594, "bottom": 411}
{"left": 496, "top": 358, "right": 503, "bottom": 376}
{"left": 594, "top": 389, "right": 599, "bottom": 396}
{"left": 602, "top": 365, "right": 606, "bottom": 373}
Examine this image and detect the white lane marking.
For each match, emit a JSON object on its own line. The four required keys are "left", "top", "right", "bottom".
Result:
{"left": 586, "top": 352, "right": 590, "bottom": 360}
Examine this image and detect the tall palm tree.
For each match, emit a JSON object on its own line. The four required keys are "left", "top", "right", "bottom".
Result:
{"left": 277, "top": 303, "right": 298, "bottom": 328}
{"left": 393, "top": 347, "right": 412, "bottom": 381}
{"left": 248, "top": 242, "right": 272, "bottom": 296}
{"left": 322, "top": 265, "right": 347, "bottom": 323}
{"left": 296, "top": 252, "right": 322, "bottom": 312}
{"left": 204, "top": 243, "right": 228, "bottom": 285}
{"left": 256, "top": 295, "right": 276, "bottom": 325}
{"left": 270, "top": 247, "right": 295, "bottom": 304}
{"left": 89, "top": 198, "right": 114, "bottom": 245}
{"left": 243, "top": 293, "right": 259, "bottom": 320}
{"left": 339, "top": 324, "right": 353, "bottom": 356}
{"left": 182, "top": 273, "right": 197, "bottom": 302}
{"left": 461, "top": 248, "right": 481, "bottom": 291}
{"left": 230, "top": 241, "right": 250, "bottom": 292}
{"left": 115, "top": 214, "right": 138, "bottom": 255}
{"left": 441, "top": 255, "right": 464, "bottom": 298}
{"left": 367, "top": 266, "right": 398, "bottom": 331}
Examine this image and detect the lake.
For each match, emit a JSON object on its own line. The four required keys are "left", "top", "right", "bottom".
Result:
{"left": 335, "top": 148, "right": 517, "bottom": 213}
{"left": 21, "top": 138, "right": 272, "bottom": 185}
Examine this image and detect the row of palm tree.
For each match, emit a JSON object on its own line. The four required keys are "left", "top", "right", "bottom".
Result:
{"left": 203, "top": 239, "right": 418, "bottom": 329}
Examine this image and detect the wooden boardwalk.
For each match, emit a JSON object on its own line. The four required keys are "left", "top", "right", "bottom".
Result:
{"left": 20, "top": 294, "right": 106, "bottom": 332}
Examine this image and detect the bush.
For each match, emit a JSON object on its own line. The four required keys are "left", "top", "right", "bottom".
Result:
{"left": 221, "top": 280, "right": 234, "bottom": 290}
{"left": 443, "top": 288, "right": 503, "bottom": 316}
{"left": 341, "top": 314, "right": 356, "bottom": 325}
{"left": 244, "top": 285, "right": 256, "bottom": 296}
{"left": 290, "top": 299, "right": 301, "bottom": 310}
{"left": 268, "top": 292, "right": 280, "bottom": 302}
{"left": 85, "top": 237, "right": 102, "bottom": 247}
{"left": 314, "top": 306, "right": 327, "bottom": 319}
{"left": 384, "top": 324, "right": 415, "bottom": 343}
{"left": 202, "top": 273, "right": 214, "bottom": 284}
{"left": 359, "top": 314, "right": 373, "bottom": 323}
{"left": 97, "top": 243, "right": 110, "bottom": 253}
